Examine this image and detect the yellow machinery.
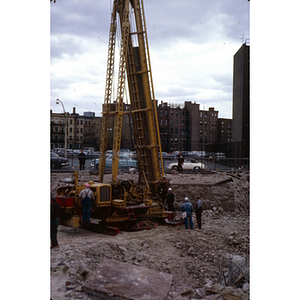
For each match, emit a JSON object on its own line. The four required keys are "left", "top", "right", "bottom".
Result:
{"left": 99, "top": 0, "right": 165, "bottom": 193}
{"left": 56, "top": 0, "right": 170, "bottom": 229}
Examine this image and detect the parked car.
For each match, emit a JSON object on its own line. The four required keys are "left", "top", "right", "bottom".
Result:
{"left": 168, "top": 159, "right": 205, "bottom": 172}
{"left": 160, "top": 152, "right": 176, "bottom": 160}
{"left": 91, "top": 155, "right": 138, "bottom": 170}
{"left": 51, "top": 153, "right": 70, "bottom": 169}
{"left": 173, "top": 151, "right": 199, "bottom": 160}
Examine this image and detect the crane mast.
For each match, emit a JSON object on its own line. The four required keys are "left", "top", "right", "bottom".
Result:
{"left": 99, "top": 0, "right": 164, "bottom": 196}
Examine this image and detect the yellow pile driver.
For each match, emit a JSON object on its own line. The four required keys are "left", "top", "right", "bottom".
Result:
{"left": 56, "top": 0, "right": 170, "bottom": 230}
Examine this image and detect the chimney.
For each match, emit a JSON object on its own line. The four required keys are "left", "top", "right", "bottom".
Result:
{"left": 73, "top": 107, "right": 76, "bottom": 114}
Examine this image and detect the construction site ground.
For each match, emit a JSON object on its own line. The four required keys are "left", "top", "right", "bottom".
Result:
{"left": 50, "top": 170, "right": 250, "bottom": 300}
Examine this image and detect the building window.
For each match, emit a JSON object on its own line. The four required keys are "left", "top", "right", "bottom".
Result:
{"left": 165, "top": 119, "right": 168, "bottom": 125}
{"left": 160, "top": 119, "right": 163, "bottom": 125}
{"left": 200, "top": 112, "right": 202, "bottom": 118}
{"left": 165, "top": 110, "right": 168, "bottom": 116}
{"left": 175, "top": 120, "right": 178, "bottom": 125}
{"left": 200, "top": 121, "right": 202, "bottom": 127}
{"left": 55, "top": 118, "right": 58, "bottom": 124}
{"left": 160, "top": 110, "right": 163, "bottom": 116}
{"left": 171, "top": 119, "right": 173, "bottom": 125}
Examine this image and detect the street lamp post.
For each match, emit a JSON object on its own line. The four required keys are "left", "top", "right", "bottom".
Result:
{"left": 56, "top": 98, "right": 67, "bottom": 159}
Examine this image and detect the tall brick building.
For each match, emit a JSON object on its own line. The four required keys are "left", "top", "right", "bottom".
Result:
{"left": 157, "top": 101, "right": 219, "bottom": 153}
{"left": 232, "top": 43, "right": 250, "bottom": 158}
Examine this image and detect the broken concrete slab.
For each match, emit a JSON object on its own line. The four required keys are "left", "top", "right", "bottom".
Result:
{"left": 82, "top": 258, "right": 173, "bottom": 300}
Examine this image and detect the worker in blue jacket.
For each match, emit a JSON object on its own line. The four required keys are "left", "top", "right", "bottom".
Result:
{"left": 180, "top": 197, "right": 194, "bottom": 229}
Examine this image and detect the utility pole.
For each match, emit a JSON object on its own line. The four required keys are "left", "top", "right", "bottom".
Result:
{"left": 56, "top": 98, "right": 67, "bottom": 159}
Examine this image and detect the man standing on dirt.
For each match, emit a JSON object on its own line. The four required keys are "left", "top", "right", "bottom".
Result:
{"left": 195, "top": 195, "right": 203, "bottom": 229}
{"left": 78, "top": 150, "right": 87, "bottom": 170}
{"left": 160, "top": 175, "right": 169, "bottom": 204}
{"left": 177, "top": 151, "right": 184, "bottom": 173}
{"left": 79, "top": 184, "right": 95, "bottom": 225}
{"left": 51, "top": 196, "right": 60, "bottom": 249}
{"left": 180, "top": 197, "right": 194, "bottom": 229}
{"left": 166, "top": 188, "right": 175, "bottom": 211}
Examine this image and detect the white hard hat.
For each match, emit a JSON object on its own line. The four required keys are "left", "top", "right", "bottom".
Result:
{"left": 184, "top": 197, "right": 188, "bottom": 201}
{"left": 168, "top": 188, "right": 172, "bottom": 191}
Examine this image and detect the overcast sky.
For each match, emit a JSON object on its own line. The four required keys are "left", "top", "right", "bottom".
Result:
{"left": 50, "top": 0, "right": 249, "bottom": 119}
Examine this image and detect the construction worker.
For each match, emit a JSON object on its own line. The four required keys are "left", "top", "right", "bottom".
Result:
{"left": 79, "top": 184, "right": 95, "bottom": 225}
{"left": 177, "top": 151, "right": 184, "bottom": 173}
{"left": 160, "top": 175, "right": 170, "bottom": 204}
{"left": 195, "top": 195, "right": 203, "bottom": 229}
{"left": 166, "top": 188, "right": 175, "bottom": 211}
{"left": 78, "top": 150, "right": 87, "bottom": 170}
{"left": 51, "top": 196, "right": 60, "bottom": 249}
{"left": 180, "top": 197, "right": 194, "bottom": 229}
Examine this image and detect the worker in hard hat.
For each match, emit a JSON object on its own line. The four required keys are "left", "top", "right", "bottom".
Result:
{"left": 166, "top": 188, "right": 175, "bottom": 211}
{"left": 180, "top": 197, "right": 194, "bottom": 229}
{"left": 160, "top": 176, "right": 170, "bottom": 204}
{"left": 78, "top": 184, "right": 95, "bottom": 225}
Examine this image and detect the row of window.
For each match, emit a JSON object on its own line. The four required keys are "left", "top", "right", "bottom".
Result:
{"left": 199, "top": 112, "right": 218, "bottom": 118}
{"left": 159, "top": 110, "right": 189, "bottom": 117}
{"left": 200, "top": 130, "right": 217, "bottom": 136}
{"left": 160, "top": 128, "right": 189, "bottom": 134}
{"left": 160, "top": 119, "right": 187, "bottom": 126}
{"left": 53, "top": 127, "right": 96, "bottom": 134}
{"left": 52, "top": 118, "right": 99, "bottom": 126}
{"left": 200, "top": 121, "right": 217, "bottom": 127}
{"left": 54, "top": 135, "right": 83, "bottom": 142}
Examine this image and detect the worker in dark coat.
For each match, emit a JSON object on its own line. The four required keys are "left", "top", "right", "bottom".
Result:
{"left": 166, "top": 188, "right": 175, "bottom": 211}
{"left": 177, "top": 151, "right": 184, "bottom": 173}
{"left": 51, "top": 196, "right": 60, "bottom": 249}
{"left": 160, "top": 176, "right": 170, "bottom": 204}
{"left": 78, "top": 150, "right": 87, "bottom": 170}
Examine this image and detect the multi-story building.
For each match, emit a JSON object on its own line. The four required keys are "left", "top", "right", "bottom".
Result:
{"left": 157, "top": 101, "right": 219, "bottom": 153}
{"left": 232, "top": 43, "right": 250, "bottom": 158}
{"left": 217, "top": 118, "right": 233, "bottom": 145}
{"left": 50, "top": 107, "right": 101, "bottom": 151}
{"left": 51, "top": 101, "right": 231, "bottom": 155}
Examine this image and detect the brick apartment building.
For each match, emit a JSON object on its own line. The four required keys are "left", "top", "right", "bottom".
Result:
{"left": 157, "top": 101, "right": 220, "bottom": 153}
{"left": 51, "top": 102, "right": 234, "bottom": 155}
{"left": 50, "top": 107, "right": 101, "bottom": 151}
{"left": 51, "top": 101, "right": 231, "bottom": 154}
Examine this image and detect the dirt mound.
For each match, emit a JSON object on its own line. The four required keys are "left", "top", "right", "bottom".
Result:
{"left": 51, "top": 171, "right": 250, "bottom": 299}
